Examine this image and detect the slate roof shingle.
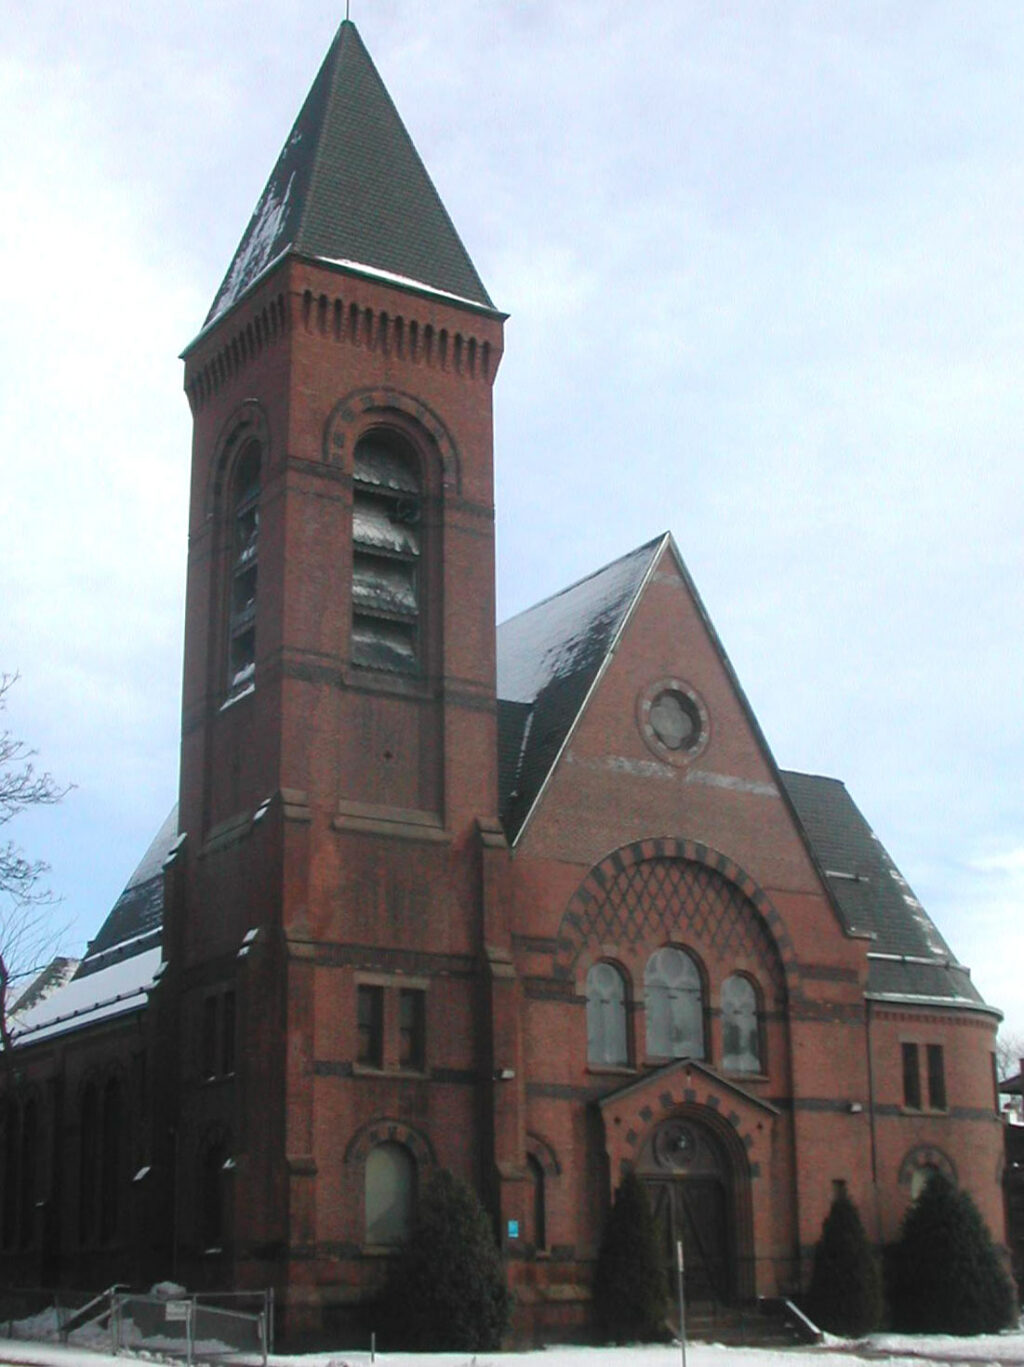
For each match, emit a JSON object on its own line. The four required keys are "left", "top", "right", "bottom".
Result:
{"left": 780, "top": 771, "right": 984, "bottom": 1007}
{"left": 204, "top": 20, "right": 495, "bottom": 330}
{"left": 496, "top": 536, "right": 663, "bottom": 840}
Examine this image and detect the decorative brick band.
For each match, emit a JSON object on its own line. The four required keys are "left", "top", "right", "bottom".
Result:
{"left": 343, "top": 1116, "right": 436, "bottom": 1169}
{"left": 323, "top": 387, "right": 462, "bottom": 493}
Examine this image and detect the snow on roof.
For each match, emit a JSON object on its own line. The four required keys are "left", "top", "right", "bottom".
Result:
{"left": 12, "top": 947, "right": 161, "bottom": 1046}
{"left": 318, "top": 256, "right": 494, "bottom": 310}
{"left": 126, "top": 804, "right": 180, "bottom": 891}
{"left": 497, "top": 537, "right": 663, "bottom": 705}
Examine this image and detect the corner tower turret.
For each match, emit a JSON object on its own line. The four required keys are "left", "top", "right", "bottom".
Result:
{"left": 166, "top": 21, "right": 506, "bottom": 1323}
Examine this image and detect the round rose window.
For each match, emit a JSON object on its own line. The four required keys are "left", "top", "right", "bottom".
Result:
{"left": 637, "top": 679, "right": 708, "bottom": 764}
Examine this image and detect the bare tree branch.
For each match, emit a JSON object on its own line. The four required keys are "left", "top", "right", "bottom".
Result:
{"left": 997, "top": 1031, "right": 1024, "bottom": 1082}
{"left": 0, "top": 673, "right": 73, "bottom": 1070}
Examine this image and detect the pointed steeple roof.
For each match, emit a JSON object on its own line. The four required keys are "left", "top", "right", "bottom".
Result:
{"left": 205, "top": 20, "right": 495, "bottom": 328}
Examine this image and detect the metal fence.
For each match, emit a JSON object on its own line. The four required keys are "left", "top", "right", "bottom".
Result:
{"left": 0, "top": 1284, "right": 271, "bottom": 1364}
{"left": 110, "top": 1289, "right": 271, "bottom": 1365}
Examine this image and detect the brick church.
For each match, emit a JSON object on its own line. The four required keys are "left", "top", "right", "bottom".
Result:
{"left": 3, "top": 19, "right": 1007, "bottom": 1342}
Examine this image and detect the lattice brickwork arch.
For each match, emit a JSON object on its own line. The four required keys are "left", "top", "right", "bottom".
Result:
{"left": 555, "top": 838, "right": 797, "bottom": 996}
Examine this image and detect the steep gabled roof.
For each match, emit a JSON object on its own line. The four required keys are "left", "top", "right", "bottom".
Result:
{"left": 494, "top": 535, "right": 992, "bottom": 1016}
{"left": 496, "top": 536, "right": 664, "bottom": 840}
{"left": 205, "top": 20, "right": 494, "bottom": 328}
{"left": 11, "top": 805, "right": 179, "bottom": 1047}
{"left": 781, "top": 771, "right": 988, "bottom": 1010}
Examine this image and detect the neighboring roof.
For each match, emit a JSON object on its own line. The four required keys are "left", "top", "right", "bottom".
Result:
{"left": 10, "top": 806, "right": 178, "bottom": 1048}
{"left": 11, "top": 949, "right": 162, "bottom": 1047}
{"left": 75, "top": 803, "right": 178, "bottom": 978}
{"left": 1002, "top": 1070, "right": 1023, "bottom": 1096}
{"left": 204, "top": 19, "right": 494, "bottom": 330}
{"left": 781, "top": 771, "right": 988, "bottom": 1010}
{"left": 10, "top": 957, "right": 79, "bottom": 1019}
{"left": 496, "top": 536, "right": 664, "bottom": 840}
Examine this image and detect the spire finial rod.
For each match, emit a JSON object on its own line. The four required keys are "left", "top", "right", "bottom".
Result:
{"left": 346, "top": 1, "right": 351, "bottom": 18}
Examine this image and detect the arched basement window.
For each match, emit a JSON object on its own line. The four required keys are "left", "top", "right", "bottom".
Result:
{"left": 586, "top": 961, "right": 628, "bottom": 1066}
{"left": 365, "top": 1140, "right": 416, "bottom": 1246}
{"left": 226, "top": 442, "right": 261, "bottom": 697}
{"left": 721, "top": 974, "right": 762, "bottom": 1074}
{"left": 201, "top": 1136, "right": 228, "bottom": 1251}
{"left": 351, "top": 433, "right": 421, "bottom": 673}
{"left": 100, "top": 1078, "right": 122, "bottom": 1243}
{"left": 79, "top": 1084, "right": 98, "bottom": 1246}
{"left": 645, "top": 947, "right": 705, "bottom": 1060}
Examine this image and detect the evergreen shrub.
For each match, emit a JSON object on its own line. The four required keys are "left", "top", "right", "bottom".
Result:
{"left": 379, "top": 1168, "right": 510, "bottom": 1351}
{"left": 888, "top": 1172, "right": 1016, "bottom": 1334}
{"left": 593, "top": 1168, "right": 669, "bottom": 1342}
{"left": 806, "top": 1189, "right": 882, "bottom": 1336}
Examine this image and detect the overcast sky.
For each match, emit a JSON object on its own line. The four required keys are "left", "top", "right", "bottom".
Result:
{"left": 1, "top": 2, "right": 1021, "bottom": 1044}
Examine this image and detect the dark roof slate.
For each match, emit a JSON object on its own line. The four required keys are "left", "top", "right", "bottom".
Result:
{"left": 205, "top": 20, "right": 494, "bottom": 328}
{"left": 74, "top": 804, "right": 178, "bottom": 979}
{"left": 780, "top": 771, "right": 986, "bottom": 1008}
{"left": 496, "top": 537, "right": 663, "bottom": 840}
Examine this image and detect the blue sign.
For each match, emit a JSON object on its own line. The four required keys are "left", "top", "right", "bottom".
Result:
{"left": 507, "top": 1219, "right": 519, "bottom": 1239}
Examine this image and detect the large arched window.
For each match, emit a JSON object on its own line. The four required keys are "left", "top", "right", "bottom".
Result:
{"left": 721, "top": 974, "right": 762, "bottom": 1074}
{"left": 19, "top": 1098, "right": 37, "bottom": 1250}
{"left": 226, "top": 441, "right": 261, "bottom": 697}
{"left": 79, "top": 1084, "right": 98, "bottom": 1246}
{"left": 1, "top": 1100, "right": 19, "bottom": 1250}
{"left": 645, "top": 947, "right": 705, "bottom": 1060}
{"left": 100, "top": 1078, "right": 122, "bottom": 1243}
{"left": 526, "top": 1153, "right": 546, "bottom": 1252}
{"left": 351, "top": 432, "right": 422, "bottom": 673}
{"left": 365, "top": 1141, "right": 416, "bottom": 1246}
{"left": 586, "top": 961, "right": 628, "bottom": 1066}
{"left": 201, "top": 1135, "right": 228, "bottom": 1251}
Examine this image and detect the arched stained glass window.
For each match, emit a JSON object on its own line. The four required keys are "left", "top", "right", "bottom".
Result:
{"left": 721, "top": 974, "right": 762, "bottom": 1074}
{"left": 586, "top": 962, "right": 628, "bottom": 1066}
{"left": 227, "top": 442, "right": 261, "bottom": 697}
{"left": 365, "top": 1141, "right": 416, "bottom": 1246}
{"left": 644, "top": 947, "right": 704, "bottom": 1060}
{"left": 351, "top": 433, "right": 422, "bottom": 672}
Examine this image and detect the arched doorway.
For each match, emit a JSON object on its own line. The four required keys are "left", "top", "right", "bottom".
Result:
{"left": 638, "top": 1115, "right": 744, "bottom": 1306}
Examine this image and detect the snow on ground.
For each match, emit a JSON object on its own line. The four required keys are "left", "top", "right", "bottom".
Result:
{"left": 5, "top": 1333, "right": 1024, "bottom": 1367}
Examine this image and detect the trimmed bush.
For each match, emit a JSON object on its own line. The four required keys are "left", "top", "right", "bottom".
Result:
{"left": 888, "top": 1172, "right": 1016, "bottom": 1334}
{"left": 806, "top": 1190, "right": 882, "bottom": 1336}
{"left": 379, "top": 1168, "right": 510, "bottom": 1351}
{"left": 593, "top": 1169, "right": 668, "bottom": 1342}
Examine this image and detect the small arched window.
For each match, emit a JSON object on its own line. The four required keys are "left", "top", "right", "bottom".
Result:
{"left": 365, "top": 1141, "right": 416, "bottom": 1246}
{"left": 526, "top": 1153, "right": 546, "bottom": 1251}
{"left": 1, "top": 1100, "right": 20, "bottom": 1250}
{"left": 79, "top": 1084, "right": 98, "bottom": 1246}
{"left": 100, "top": 1078, "right": 122, "bottom": 1243}
{"left": 721, "top": 974, "right": 762, "bottom": 1074}
{"left": 19, "top": 1098, "right": 38, "bottom": 1250}
{"left": 226, "top": 442, "right": 261, "bottom": 697}
{"left": 586, "top": 962, "right": 628, "bottom": 1066}
{"left": 645, "top": 947, "right": 705, "bottom": 1060}
{"left": 201, "top": 1136, "right": 228, "bottom": 1251}
{"left": 351, "top": 432, "right": 422, "bottom": 673}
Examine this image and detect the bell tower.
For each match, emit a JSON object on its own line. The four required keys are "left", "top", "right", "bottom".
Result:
{"left": 162, "top": 20, "right": 508, "bottom": 1321}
